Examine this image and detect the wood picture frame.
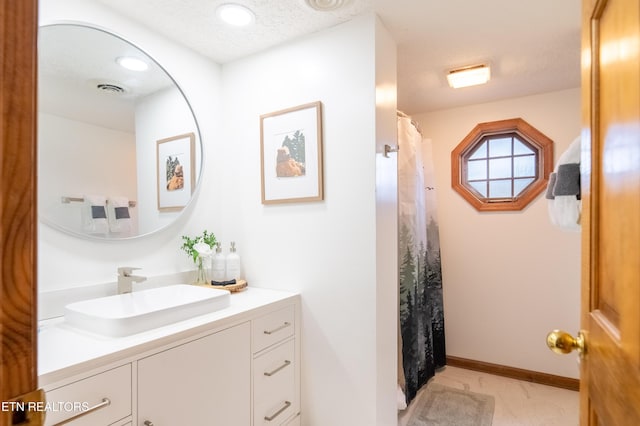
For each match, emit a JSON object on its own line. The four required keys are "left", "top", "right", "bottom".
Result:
{"left": 260, "top": 101, "right": 323, "bottom": 204}
{"left": 156, "top": 132, "right": 195, "bottom": 211}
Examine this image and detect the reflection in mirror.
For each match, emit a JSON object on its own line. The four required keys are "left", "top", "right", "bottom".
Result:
{"left": 38, "top": 24, "right": 202, "bottom": 240}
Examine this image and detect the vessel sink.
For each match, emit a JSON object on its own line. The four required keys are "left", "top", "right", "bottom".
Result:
{"left": 64, "top": 284, "right": 230, "bottom": 337}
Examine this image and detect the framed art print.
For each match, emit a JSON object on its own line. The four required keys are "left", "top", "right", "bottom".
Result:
{"left": 156, "top": 132, "right": 195, "bottom": 211}
{"left": 260, "top": 101, "right": 323, "bottom": 204}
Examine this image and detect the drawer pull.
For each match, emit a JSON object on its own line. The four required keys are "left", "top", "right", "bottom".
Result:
{"left": 263, "top": 321, "right": 291, "bottom": 335}
{"left": 52, "top": 398, "right": 111, "bottom": 426}
{"left": 264, "top": 401, "right": 291, "bottom": 421}
{"left": 144, "top": 421, "right": 155, "bottom": 426}
{"left": 264, "top": 360, "right": 291, "bottom": 377}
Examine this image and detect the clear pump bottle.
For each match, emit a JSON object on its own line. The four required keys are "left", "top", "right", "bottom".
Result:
{"left": 225, "top": 241, "right": 241, "bottom": 281}
{"left": 211, "top": 242, "right": 226, "bottom": 282}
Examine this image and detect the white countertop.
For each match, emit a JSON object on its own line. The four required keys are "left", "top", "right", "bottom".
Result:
{"left": 38, "top": 287, "right": 299, "bottom": 387}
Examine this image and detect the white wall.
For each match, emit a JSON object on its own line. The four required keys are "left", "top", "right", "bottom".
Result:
{"left": 38, "top": 112, "right": 138, "bottom": 235}
{"left": 221, "top": 14, "right": 397, "bottom": 425}
{"left": 413, "top": 88, "right": 582, "bottom": 379}
{"left": 135, "top": 86, "right": 201, "bottom": 234}
{"left": 375, "top": 19, "right": 399, "bottom": 426}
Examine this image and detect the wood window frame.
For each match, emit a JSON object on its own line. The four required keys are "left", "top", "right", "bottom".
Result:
{"left": 451, "top": 118, "right": 554, "bottom": 212}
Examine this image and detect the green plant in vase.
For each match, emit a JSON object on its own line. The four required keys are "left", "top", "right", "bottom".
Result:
{"left": 181, "top": 230, "right": 216, "bottom": 284}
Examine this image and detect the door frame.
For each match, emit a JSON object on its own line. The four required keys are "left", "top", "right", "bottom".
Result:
{"left": 0, "top": 0, "right": 39, "bottom": 424}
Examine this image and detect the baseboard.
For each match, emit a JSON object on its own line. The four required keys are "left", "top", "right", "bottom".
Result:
{"left": 446, "top": 356, "right": 580, "bottom": 391}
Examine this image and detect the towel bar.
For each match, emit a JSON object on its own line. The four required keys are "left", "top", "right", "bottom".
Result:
{"left": 61, "top": 196, "right": 137, "bottom": 207}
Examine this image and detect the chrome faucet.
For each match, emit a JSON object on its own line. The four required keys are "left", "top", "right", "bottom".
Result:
{"left": 117, "top": 267, "right": 147, "bottom": 294}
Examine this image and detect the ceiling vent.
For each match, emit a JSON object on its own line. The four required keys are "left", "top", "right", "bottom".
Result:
{"left": 304, "top": 0, "right": 351, "bottom": 11}
{"left": 96, "top": 83, "right": 127, "bottom": 94}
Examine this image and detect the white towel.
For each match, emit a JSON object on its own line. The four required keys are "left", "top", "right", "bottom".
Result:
{"left": 107, "top": 196, "right": 132, "bottom": 234}
{"left": 397, "top": 384, "right": 407, "bottom": 410}
{"left": 547, "top": 137, "right": 582, "bottom": 232}
{"left": 82, "top": 195, "right": 109, "bottom": 235}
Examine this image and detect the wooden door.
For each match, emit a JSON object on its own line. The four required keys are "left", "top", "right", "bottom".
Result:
{"left": 581, "top": 0, "right": 640, "bottom": 424}
{"left": 0, "top": 1, "right": 41, "bottom": 425}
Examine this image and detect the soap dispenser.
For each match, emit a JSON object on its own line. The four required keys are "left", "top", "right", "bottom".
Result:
{"left": 225, "top": 241, "right": 241, "bottom": 281}
{"left": 211, "top": 242, "right": 226, "bottom": 282}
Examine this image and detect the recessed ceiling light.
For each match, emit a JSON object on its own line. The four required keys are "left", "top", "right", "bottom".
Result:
{"left": 446, "top": 64, "right": 491, "bottom": 89}
{"left": 216, "top": 3, "right": 255, "bottom": 26}
{"left": 116, "top": 56, "right": 148, "bottom": 72}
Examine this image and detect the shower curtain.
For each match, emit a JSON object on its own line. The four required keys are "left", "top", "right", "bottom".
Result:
{"left": 397, "top": 113, "right": 446, "bottom": 406}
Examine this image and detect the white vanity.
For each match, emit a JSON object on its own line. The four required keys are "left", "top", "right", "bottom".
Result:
{"left": 38, "top": 287, "right": 301, "bottom": 426}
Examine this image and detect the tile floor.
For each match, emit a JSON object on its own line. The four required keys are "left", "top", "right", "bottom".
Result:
{"left": 398, "top": 366, "right": 579, "bottom": 426}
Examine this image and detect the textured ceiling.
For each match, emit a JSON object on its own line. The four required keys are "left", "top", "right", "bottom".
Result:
{"left": 96, "top": 0, "right": 373, "bottom": 63}
{"left": 92, "top": 0, "right": 581, "bottom": 114}
{"left": 39, "top": 24, "right": 176, "bottom": 131}
{"left": 379, "top": 0, "right": 582, "bottom": 113}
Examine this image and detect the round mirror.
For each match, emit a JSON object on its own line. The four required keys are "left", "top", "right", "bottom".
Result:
{"left": 38, "top": 24, "right": 202, "bottom": 240}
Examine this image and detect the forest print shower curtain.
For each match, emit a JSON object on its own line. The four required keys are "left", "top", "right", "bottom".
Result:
{"left": 398, "top": 114, "right": 446, "bottom": 405}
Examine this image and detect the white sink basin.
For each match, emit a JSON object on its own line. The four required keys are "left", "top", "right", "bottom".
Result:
{"left": 64, "top": 284, "right": 230, "bottom": 337}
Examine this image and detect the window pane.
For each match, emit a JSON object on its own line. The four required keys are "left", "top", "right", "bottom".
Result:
{"left": 489, "top": 158, "right": 511, "bottom": 179}
{"left": 469, "top": 181, "right": 487, "bottom": 197}
{"left": 489, "top": 180, "right": 512, "bottom": 198}
{"left": 467, "top": 159, "right": 487, "bottom": 180}
{"left": 514, "top": 138, "right": 534, "bottom": 155}
{"left": 468, "top": 141, "right": 487, "bottom": 159}
{"left": 514, "top": 178, "right": 534, "bottom": 196}
{"left": 514, "top": 155, "right": 536, "bottom": 177}
{"left": 488, "top": 137, "right": 512, "bottom": 157}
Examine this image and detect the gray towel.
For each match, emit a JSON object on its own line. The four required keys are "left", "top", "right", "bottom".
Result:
{"left": 545, "top": 173, "right": 557, "bottom": 199}
{"left": 114, "top": 206, "right": 130, "bottom": 219}
{"left": 91, "top": 205, "right": 107, "bottom": 219}
{"left": 554, "top": 163, "right": 580, "bottom": 197}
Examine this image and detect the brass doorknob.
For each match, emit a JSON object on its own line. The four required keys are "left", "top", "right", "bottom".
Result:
{"left": 546, "top": 330, "right": 586, "bottom": 355}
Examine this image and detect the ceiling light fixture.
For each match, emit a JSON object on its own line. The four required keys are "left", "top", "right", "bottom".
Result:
{"left": 216, "top": 3, "right": 255, "bottom": 26}
{"left": 446, "top": 64, "right": 491, "bottom": 89}
{"left": 116, "top": 56, "right": 148, "bottom": 72}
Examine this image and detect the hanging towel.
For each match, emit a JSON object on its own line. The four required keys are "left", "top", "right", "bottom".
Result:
{"left": 82, "top": 195, "right": 109, "bottom": 235}
{"left": 546, "top": 137, "right": 582, "bottom": 232}
{"left": 107, "top": 196, "right": 132, "bottom": 234}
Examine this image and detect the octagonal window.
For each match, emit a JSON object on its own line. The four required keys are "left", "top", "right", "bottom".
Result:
{"left": 451, "top": 118, "right": 553, "bottom": 211}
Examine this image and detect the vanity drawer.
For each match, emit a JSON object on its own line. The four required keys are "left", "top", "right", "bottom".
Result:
{"left": 44, "top": 364, "right": 131, "bottom": 426}
{"left": 284, "top": 414, "right": 301, "bottom": 425}
{"left": 252, "top": 305, "right": 295, "bottom": 353}
{"left": 254, "top": 339, "right": 297, "bottom": 425}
